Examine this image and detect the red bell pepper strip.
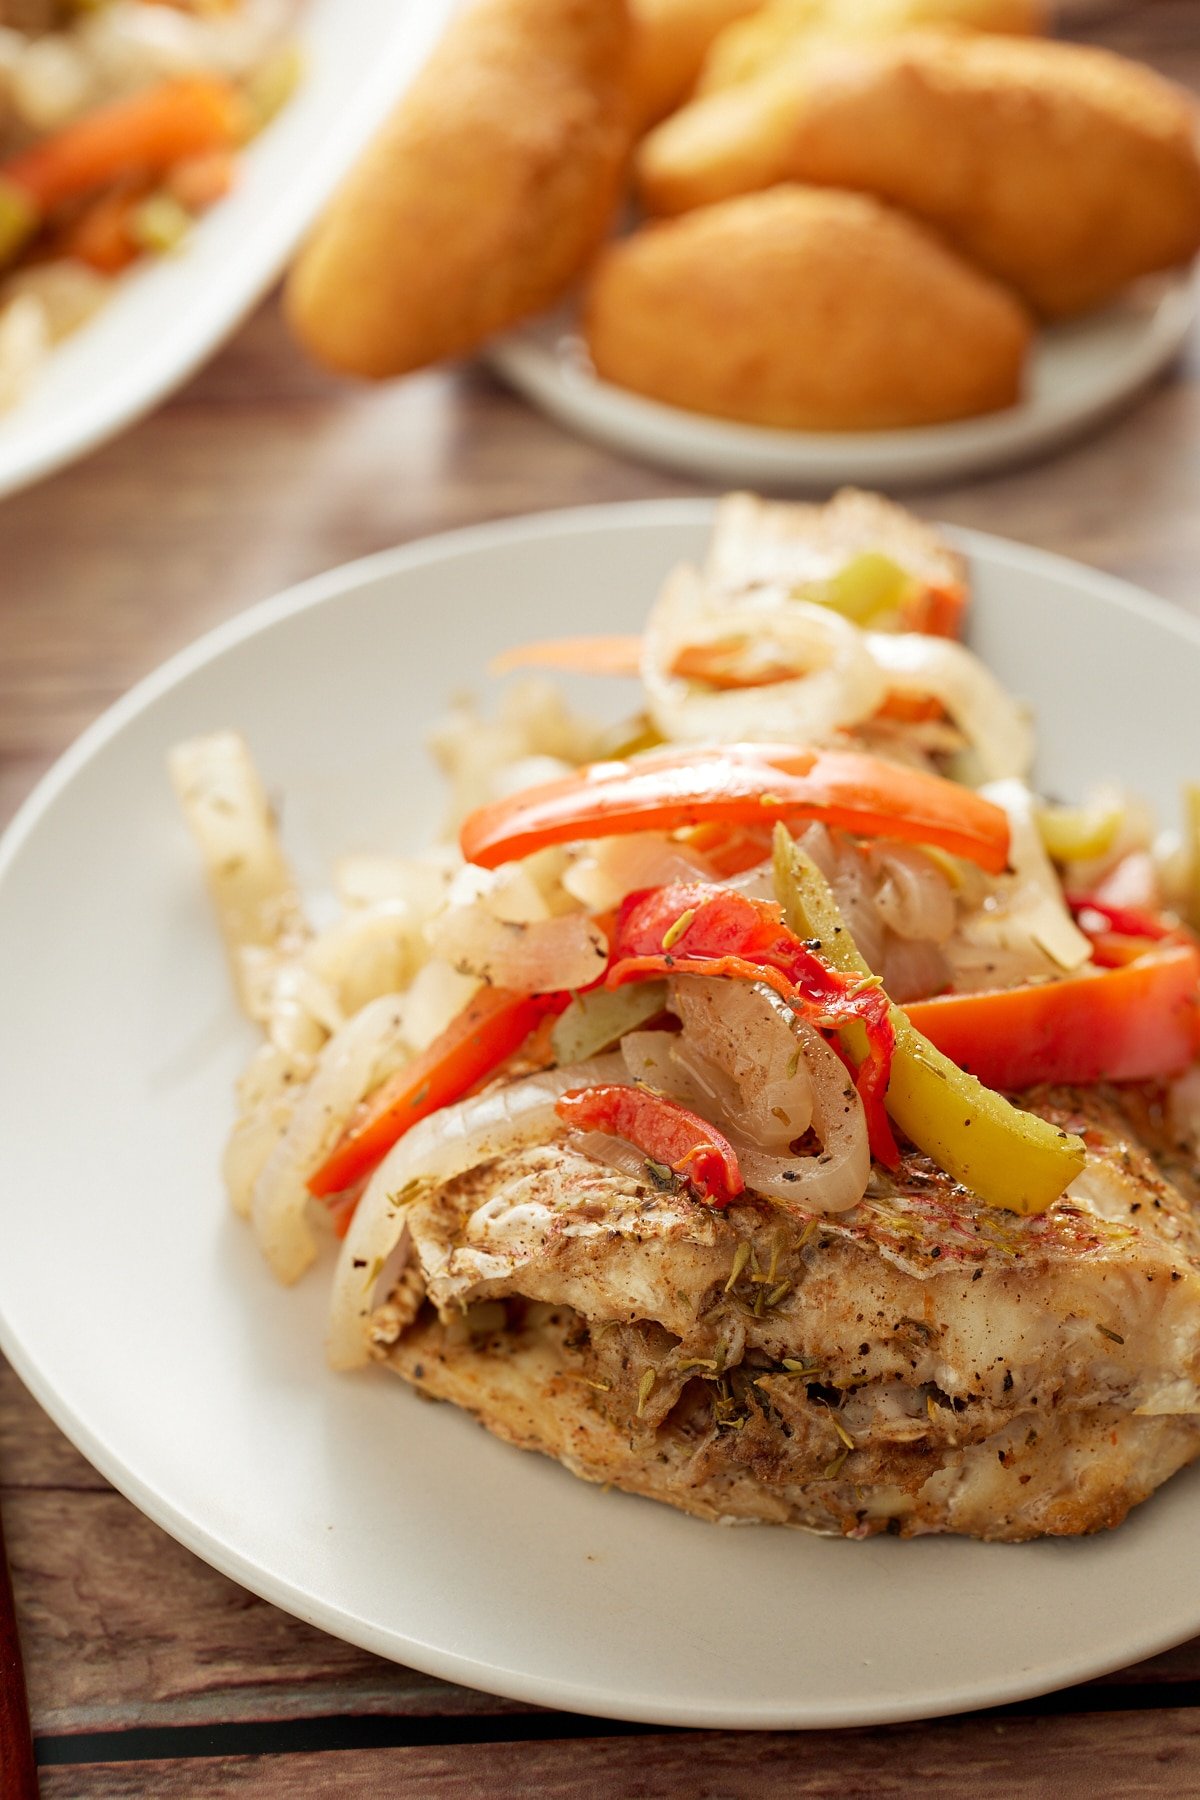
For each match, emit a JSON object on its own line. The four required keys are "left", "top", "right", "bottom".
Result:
{"left": 1067, "top": 896, "right": 1185, "bottom": 970}
{"left": 904, "top": 944, "right": 1200, "bottom": 1090}
{"left": 605, "top": 882, "right": 900, "bottom": 1166}
{"left": 460, "top": 743, "right": 1010, "bottom": 876}
{"left": 555, "top": 1084, "right": 744, "bottom": 1206}
{"left": 1066, "top": 895, "right": 1176, "bottom": 942}
{"left": 307, "top": 987, "right": 561, "bottom": 1199}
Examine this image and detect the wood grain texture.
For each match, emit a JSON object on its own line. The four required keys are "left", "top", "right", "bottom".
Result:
{"left": 34, "top": 1708, "right": 1200, "bottom": 1800}
{"left": 3, "top": 0, "right": 1200, "bottom": 1780}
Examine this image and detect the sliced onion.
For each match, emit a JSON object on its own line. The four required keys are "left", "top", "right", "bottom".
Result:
{"left": 793, "top": 823, "right": 888, "bottom": 974}
{"left": 251, "top": 993, "right": 409, "bottom": 1285}
{"left": 427, "top": 906, "right": 608, "bottom": 991}
{"left": 569, "top": 1129, "right": 658, "bottom": 1185}
{"left": 397, "top": 960, "right": 480, "bottom": 1053}
{"left": 866, "top": 633, "right": 1033, "bottom": 781}
{"left": 302, "top": 900, "right": 420, "bottom": 1017}
{"left": 964, "top": 780, "right": 1092, "bottom": 975}
{"left": 643, "top": 565, "right": 886, "bottom": 744}
{"left": 880, "top": 934, "right": 951, "bottom": 1005}
{"left": 561, "top": 830, "right": 712, "bottom": 913}
{"left": 624, "top": 978, "right": 869, "bottom": 1214}
{"left": 240, "top": 949, "right": 339, "bottom": 1058}
{"left": 868, "top": 843, "right": 956, "bottom": 944}
{"left": 663, "top": 978, "right": 815, "bottom": 1149}
{"left": 328, "top": 1056, "right": 629, "bottom": 1369}
{"left": 224, "top": 1041, "right": 313, "bottom": 1220}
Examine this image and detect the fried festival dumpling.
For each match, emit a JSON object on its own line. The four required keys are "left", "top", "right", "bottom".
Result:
{"left": 628, "top": 0, "right": 766, "bottom": 130}
{"left": 696, "top": 0, "right": 1046, "bottom": 97}
{"left": 285, "top": 0, "right": 631, "bottom": 378}
{"left": 636, "top": 33, "right": 1200, "bottom": 317}
{"left": 583, "top": 185, "right": 1031, "bottom": 429}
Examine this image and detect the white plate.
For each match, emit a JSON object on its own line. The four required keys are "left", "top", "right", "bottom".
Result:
{"left": 2, "top": 503, "right": 1200, "bottom": 1732}
{"left": 489, "top": 273, "right": 1196, "bottom": 488}
{"left": 0, "top": 0, "right": 453, "bottom": 501}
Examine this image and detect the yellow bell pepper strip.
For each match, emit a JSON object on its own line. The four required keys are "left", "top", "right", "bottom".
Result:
{"left": 604, "top": 879, "right": 900, "bottom": 1166}
{"left": 771, "top": 825, "right": 1086, "bottom": 1216}
{"left": 1036, "top": 800, "right": 1123, "bottom": 865}
{"left": 905, "top": 946, "right": 1200, "bottom": 1091}
{"left": 307, "top": 987, "right": 565, "bottom": 1200}
{"left": 460, "top": 743, "right": 1011, "bottom": 875}
{"left": 555, "top": 1084, "right": 744, "bottom": 1206}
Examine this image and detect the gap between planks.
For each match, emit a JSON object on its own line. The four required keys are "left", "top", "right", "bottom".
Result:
{"left": 32, "top": 1706, "right": 1200, "bottom": 1800}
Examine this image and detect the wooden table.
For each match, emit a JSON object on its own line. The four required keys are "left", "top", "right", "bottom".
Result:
{"left": 5, "top": 4, "right": 1200, "bottom": 1792}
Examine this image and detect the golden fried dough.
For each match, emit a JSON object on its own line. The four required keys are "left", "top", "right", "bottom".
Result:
{"left": 582, "top": 185, "right": 1031, "bottom": 428}
{"left": 628, "top": 0, "right": 767, "bottom": 130}
{"left": 636, "top": 34, "right": 1200, "bottom": 317}
{"left": 285, "top": 0, "right": 631, "bottom": 378}
{"left": 697, "top": 0, "right": 1045, "bottom": 96}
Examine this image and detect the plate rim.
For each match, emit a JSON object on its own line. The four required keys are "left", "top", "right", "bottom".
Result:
{"left": 4, "top": 498, "right": 1200, "bottom": 1730}
{"left": 487, "top": 272, "right": 1197, "bottom": 488}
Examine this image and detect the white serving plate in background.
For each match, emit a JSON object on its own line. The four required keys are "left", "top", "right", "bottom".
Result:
{"left": 0, "top": 0, "right": 453, "bottom": 500}
{"left": 489, "top": 272, "right": 1196, "bottom": 489}
{"left": 2, "top": 503, "right": 1200, "bottom": 1729}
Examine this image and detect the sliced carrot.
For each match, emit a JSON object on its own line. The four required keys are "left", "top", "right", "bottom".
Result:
{"left": 307, "top": 987, "right": 553, "bottom": 1199}
{"left": 59, "top": 184, "right": 146, "bottom": 274}
{"left": 873, "top": 691, "right": 946, "bottom": 724}
{"left": 490, "top": 583, "right": 967, "bottom": 687}
{"left": 3, "top": 77, "right": 243, "bottom": 216}
{"left": 908, "top": 582, "right": 968, "bottom": 640}
{"left": 166, "top": 149, "right": 236, "bottom": 212}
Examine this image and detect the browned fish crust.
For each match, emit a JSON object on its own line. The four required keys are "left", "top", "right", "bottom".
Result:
{"left": 369, "top": 1085, "right": 1200, "bottom": 1540}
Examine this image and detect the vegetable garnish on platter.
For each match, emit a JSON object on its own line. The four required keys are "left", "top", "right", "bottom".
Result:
{"left": 460, "top": 742, "right": 1011, "bottom": 874}
{"left": 0, "top": 6, "right": 301, "bottom": 410}
{"left": 174, "top": 488, "right": 1200, "bottom": 1546}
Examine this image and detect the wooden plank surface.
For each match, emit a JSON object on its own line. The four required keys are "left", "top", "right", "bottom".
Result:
{"left": 33, "top": 1709, "right": 1200, "bottom": 1800}
{"left": 4, "top": 0, "right": 1200, "bottom": 1788}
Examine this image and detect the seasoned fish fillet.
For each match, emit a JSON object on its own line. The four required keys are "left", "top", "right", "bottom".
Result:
{"left": 368, "top": 1085, "right": 1200, "bottom": 1539}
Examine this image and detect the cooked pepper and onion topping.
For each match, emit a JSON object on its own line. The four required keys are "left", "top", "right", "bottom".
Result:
{"left": 172, "top": 489, "right": 1200, "bottom": 1287}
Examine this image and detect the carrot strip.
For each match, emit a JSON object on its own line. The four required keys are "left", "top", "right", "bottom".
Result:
{"left": 59, "top": 184, "right": 146, "bottom": 274}
{"left": 490, "top": 635, "right": 643, "bottom": 678}
{"left": 3, "top": 78, "right": 242, "bottom": 215}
